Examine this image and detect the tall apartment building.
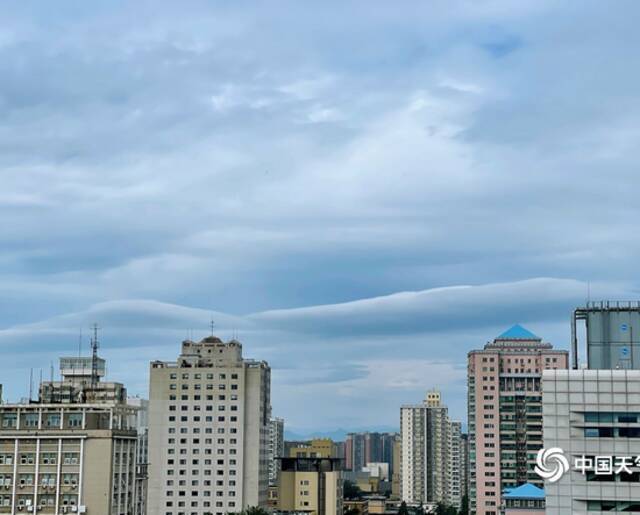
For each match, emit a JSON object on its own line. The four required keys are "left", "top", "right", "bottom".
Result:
{"left": 450, "top": 421, "right": 463, "bottom": 508}
{"left": 542, "top": 369, "right": 640, "bottom": 513}
{"left": 467, "top": 325, "right": 568, "bottom": 515}
{"left": 345, "top": 433, "right": 396, "bottom": 474}
{"left": 127, "top": 397, "right": 149, "bottom": 515}
{"left": 268, "top": 418, "right": 285, "bottom": 486}
{"left": 277, "top": 458, "right": 343, "bottom": 515}
{"left": 147, "top": 336, "right": 271, "bottom": 515}
{"left": 0, "top": 354, "right": 139, "bottom": 514}
{"left": 400, "top": 390, "right": 462, "bottom": 509}
{"left": 460, "top": 433, "right": 469, "bottom": 504}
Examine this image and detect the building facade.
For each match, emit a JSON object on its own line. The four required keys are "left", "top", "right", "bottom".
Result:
{"left": 268, "top": 418, "right": 285, "bottom": 486}
{"left": 288, "top": 439, "right": 335, "bottom": 459}
{"left": 277, "top": 457, "right": 343, "bottom": 515}
{"left": 345, "top": 433, "right": 396, "bottom": 475}
{"left": 467, "top": 325, "right": 568, "bottom": 515}
{"left": 542, "top": 369, "right": 640, "bottom": 514}
{"left": 0, "top": 354, "right": 138, "bottom": 515}
{"left": 127, "top": 397, "right": 148, "bottom": 515}
{"left": 400, "top": 390, "right": 462, "bottom": 509}
{"left": 147, "top": 336, "right": 271, "bottom": 515}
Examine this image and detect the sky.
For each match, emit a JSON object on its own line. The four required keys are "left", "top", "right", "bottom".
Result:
{"left": 1, "top": 0, "right": 640, "bottom": 434}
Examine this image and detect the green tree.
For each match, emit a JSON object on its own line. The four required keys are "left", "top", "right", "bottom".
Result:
{"left": 343, "top": 479, "right": 363, "bottom": 500}
{"left": 398, "top": 501, "right": 410, "bottom": 515}
{"left": 458, "top": 495, "right": 469, "bottom": 515}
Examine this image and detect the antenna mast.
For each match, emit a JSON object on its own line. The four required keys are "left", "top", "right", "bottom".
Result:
{"left": 90, "top": 323, "right": 100, "bottom": 388}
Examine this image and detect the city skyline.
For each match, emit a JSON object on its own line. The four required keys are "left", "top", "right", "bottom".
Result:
{"left": 3, "top": 1, "right": 640, "bottom": 434}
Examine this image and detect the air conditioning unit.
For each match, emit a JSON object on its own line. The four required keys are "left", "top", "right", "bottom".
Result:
{"left": 26, "top": 507, "right": 33, "bottom": 512}
{"left": 71, "top": 507, "right": 77, "bottom": 513}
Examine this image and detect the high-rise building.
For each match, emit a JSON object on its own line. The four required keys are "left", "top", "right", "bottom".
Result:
{"left": 467, "top": 325, "right": 568, "bottom": 515}
{"left": 0, "top": 353, "right": 139, "bottom": 514}
{"left": 542, "top": 369, "right": 640, "bottom": 513}
{"left": 147, "top": 336, "right": 271, "bottom": 515}
{"left": 345, "top": 433, "right": 396, "bottom": 473}
{"left": 460, "top": 433, "right": 469, "bottom": 505}
{"left": 391, "top": 435, "right": 401, "bottom": 499}
{"left": 277, "top": 457, "right": 343, "bottom": 515}
{"left": 450, "top": 421, "right": 463, "bottom": 508}
{"left": 128, "top": 397, "right": 149, "bottom": 515}
{"left": 400, "top": 390, "right": 462, "bottom": 509}
{"left": 269, "top": 418, "right": 285, "bottom": 486}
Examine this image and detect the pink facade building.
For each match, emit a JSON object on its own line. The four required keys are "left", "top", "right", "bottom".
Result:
{"left": 467, "top": 325, "right": 568, "bottom": 515}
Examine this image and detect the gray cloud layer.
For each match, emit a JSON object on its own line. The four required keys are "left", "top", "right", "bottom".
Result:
{"left": 1, "top": 1, "right": 640, "bottom": 430}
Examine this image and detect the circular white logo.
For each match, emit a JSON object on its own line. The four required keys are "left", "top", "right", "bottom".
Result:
{"left": 535, "top": 447, "right": 569, "bottom": 483}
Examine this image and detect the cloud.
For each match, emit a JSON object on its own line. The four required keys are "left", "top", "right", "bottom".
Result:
{"left": 1, "top": 1, "right": 640, "bottom": 429}
{"left": 0, "top": 277, "right": 632, "bottom": 429}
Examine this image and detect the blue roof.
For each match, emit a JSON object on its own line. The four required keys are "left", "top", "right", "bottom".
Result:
{"left": 503, "top": 483, "right": 545, "bottom": 500}
{"left": 497, "top": 324, "right": 540, "bottom": 340}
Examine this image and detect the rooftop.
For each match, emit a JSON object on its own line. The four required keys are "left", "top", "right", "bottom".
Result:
{"left": 503, "top": 483, "right": 545, "bottom": 500}
{"left": 496, "top": 324, "right": 540, "bottom": 341}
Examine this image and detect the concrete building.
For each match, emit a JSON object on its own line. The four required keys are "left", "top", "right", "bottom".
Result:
{"left": 400, "top": 390, "right": 462, "bottom": 509}
{"left": 277, "top": 457, "right": 343, "bottom": 515}
{"left": 467, "top": 325, "right": 568, "bottom": 515}
{"left": 542, "top": 369, "right": 640, "bottom": 514}
{"left": 345, "top": 433, "right": 396, "bottom": 475}
{"left": 288, "top": 439, "right": 336, "bottom": 459}
{"left": 269, "top": 418, "right": 285, "bottom": 486}
{"left": 147, "top": 336, "right": 271, "bottom": 515}
{"left": 127, "top": 397, "right": 148, "bottom": 515}
{"left": 0, "top": 354, "right": 138, "bottom": 515}
{"left": 460, "top": 433, "right": 469, "bottom": 504}
{"left": 501, "top": 483, "right": 544, "bottom": 514}
{"left": 391, "top": 436, "right": 401, "bottom": 499}
{"left": 572, "top": 301, "right": 640, "bottom": 370}
{"left": 450, "top": 421, "right": 463, "bottom": 507}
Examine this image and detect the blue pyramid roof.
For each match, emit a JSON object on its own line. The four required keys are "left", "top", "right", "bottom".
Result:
{"left": 503, "top": 483, "right": 545, "bottom": 500}
{"left": 497, "top": 324, "right": 540, "bottom": 340}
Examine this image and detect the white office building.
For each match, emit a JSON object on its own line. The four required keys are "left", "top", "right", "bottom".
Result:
{"left": 542, "top": 369, "right": 640, "bottom": 514}
{"left": 147, "top": 336, "right": 271, "bottom": 515}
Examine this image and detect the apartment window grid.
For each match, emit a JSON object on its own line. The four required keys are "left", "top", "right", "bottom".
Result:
{"left": 161, "top": 368, "right": 243, "bottom": 515}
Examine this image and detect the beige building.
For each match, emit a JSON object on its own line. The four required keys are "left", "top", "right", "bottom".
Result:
{"left": 0, "top": 355, "right": 138, "bottom": 515}
{"left": 278, "top": 457, "right": 343, "bottom": 515}
{"left": 147, "top": 336, "right": 271, "bottom": 515}
{"left": 288, "top": 439, "right": 336, "bottom": 459}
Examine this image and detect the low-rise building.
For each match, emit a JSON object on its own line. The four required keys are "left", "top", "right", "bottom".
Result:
{"left": 278, "top": 457, "right": 343, "bottom": 515}
{"left": 502, "top": 484, "right": 545, "bottom": 514}
{"left": 0, "top": 351, "right": 138, "bottom": 514}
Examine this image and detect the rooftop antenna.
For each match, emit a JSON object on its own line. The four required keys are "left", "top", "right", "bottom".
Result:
{"left": 29, "top": 368, "right": 33, "bottom": 402}
{"left": 210, "top": 317, "right": 215, "bottom": 336}
{"left": 50, "top": 362, "right": 54, "bottom": 382}
{"left": 90, "top": 323, "right": 100, "bottom": 388}
{"left": 587, "top": 281, "right": 591, "bottom": 305}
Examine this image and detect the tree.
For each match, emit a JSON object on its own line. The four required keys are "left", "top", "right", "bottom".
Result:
{"left": 458, "top": 495, "right": 469, "bottom": 515}
{"left": 432, "top": 503, "right": 457, "bottom": 515}
{"left": 343, "top": 479, "right": 363, "bottom": 500}
{"left": 398, "top": 501, "right": 410, "bottom": 515}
